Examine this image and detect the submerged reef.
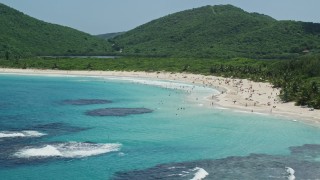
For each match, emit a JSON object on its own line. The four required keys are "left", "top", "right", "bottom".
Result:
{"left": 86, "top": 108, "right": 153, "bottom": 117}
{"left": 113, "top": 144, "right": 320, "bottom": 180}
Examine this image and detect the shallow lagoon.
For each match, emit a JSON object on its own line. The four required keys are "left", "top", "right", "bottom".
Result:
{"left": 1, "top": 74, "right": 320, "bottom": 179}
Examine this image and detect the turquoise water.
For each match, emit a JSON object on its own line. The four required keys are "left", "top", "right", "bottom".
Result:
{"left": 1, "top": 74, "right": 320, "bottom": 179}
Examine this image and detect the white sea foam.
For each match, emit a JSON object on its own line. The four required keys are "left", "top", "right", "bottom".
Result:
{"left": 190, "top": 167, "right": 209, "bottom": 180}
{"left": 215, "top": 106, "right": 229, "bottom": 110}
{"left": 286, "top": 167, "right": 295, "bottom": 180}
{"left": 118, "top": 152, "right": 125, "bottom": 156}
{"left": 0, "top": 130, "right": 46, "bottom": 138}
{"left": 14, "top": 142, "right": 121, "bottom": 158}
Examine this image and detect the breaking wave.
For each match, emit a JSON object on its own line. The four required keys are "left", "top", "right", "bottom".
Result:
{"left": 190, "top": 167, "right": 209, "bottom": 180}
{"left": 14, "top": 142, "right": 121, "bottom": 158}
{"left": 0, "top": 130, "right": 46, "bottom": 138}
{"left": 286, "top": 167, "right": 295, "bottom": 180}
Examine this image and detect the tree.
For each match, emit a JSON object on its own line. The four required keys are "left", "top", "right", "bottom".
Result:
{"left": 86, "top": 63, "right": 92, "bottom": 70}
{"left": 280, "top": 89, "right": 290, "bottom": 103}
{"left": 52, "top": 63, "right": 58, "bottom": 69}
{"left": 210, "top": 66, "right": 217, "bottom": 74}
{"left": 311, "top": 81, "right": 318, "bottom": 94}
{"left": 5, "top": 51, "right": 9, "bottom": 60}
{"left": 182, "top": 64, "right": 190, "bottom": 71}
{"left": 22, "top": 63, "right": 27, "bottom": 69}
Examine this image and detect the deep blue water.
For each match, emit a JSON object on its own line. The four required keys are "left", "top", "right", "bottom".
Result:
{"left": 1, "top": 74, "right": 320, "bottom": 179}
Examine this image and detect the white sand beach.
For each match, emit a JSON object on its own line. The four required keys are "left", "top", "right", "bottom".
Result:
{"left": 1, "top": 68, "right": 319, "bottom": 125}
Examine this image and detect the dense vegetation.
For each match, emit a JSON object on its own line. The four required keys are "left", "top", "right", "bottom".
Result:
{"left": 0, "top": 4, "right": 319, "bottom": 108}
{"left": 0, "top": 3, "right": 113, "bottom": 59}
{"left": 0, "top": 56, "right": 319, "bottom": 108}
{"left": 111, "top": 5, "right": 320, "bottom": 59}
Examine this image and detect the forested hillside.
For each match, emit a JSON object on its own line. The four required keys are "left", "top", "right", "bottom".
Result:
{"left": 0, "top": 3, "right": 113, "bottom": 59}
{"left": 111, "top": 5, "right": 320, "bottom": 59}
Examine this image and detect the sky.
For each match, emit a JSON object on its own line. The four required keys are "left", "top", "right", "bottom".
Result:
{"left": 0, "top": 0, "right": 319, "bottom": 35}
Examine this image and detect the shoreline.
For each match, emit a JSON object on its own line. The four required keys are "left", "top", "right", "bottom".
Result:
{"left": 1, "top": 68, "right": 319, "bottom": 126}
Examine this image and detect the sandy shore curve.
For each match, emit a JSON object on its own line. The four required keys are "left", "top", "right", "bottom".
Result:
{"left": 0, "top": 68, "right": 319, "bottom": 126}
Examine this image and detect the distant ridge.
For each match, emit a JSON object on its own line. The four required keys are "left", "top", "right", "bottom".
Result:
{"left": 2, "top": 3, "right": 320, "bottom": 59}
{"left": 111, "top": 5, "right": 320, "bottom": 59}
{"left": 0, "top": 3, "right": 113, "bottom": 59}
{"left": 96, "top": 32, "right": 125, "bottom": 40}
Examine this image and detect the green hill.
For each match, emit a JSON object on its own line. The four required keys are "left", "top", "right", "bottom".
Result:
{"left": 111, "top": 5, "right": 320, "bottom": 59}
{"left": 0, "top": 3, "right": 113, "bottom": 59}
